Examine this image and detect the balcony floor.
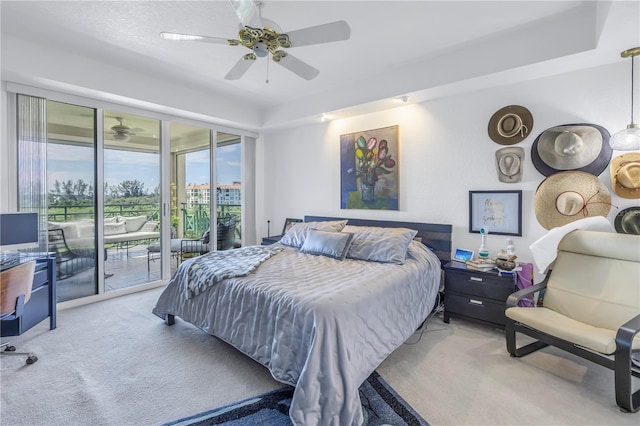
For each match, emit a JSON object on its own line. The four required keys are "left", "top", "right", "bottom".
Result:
{"left": 56, "top": 243, "right": 178, "bottom": 303}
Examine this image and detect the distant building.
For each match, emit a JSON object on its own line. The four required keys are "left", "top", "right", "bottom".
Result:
{"left": 185, "top": 183, "right": 210, "bottom": 208}
{"left": 217, "top": 182, "right": 241, "bottom": 205}
{"left": 185, "top": 182, "right": 241, "bottom": 207}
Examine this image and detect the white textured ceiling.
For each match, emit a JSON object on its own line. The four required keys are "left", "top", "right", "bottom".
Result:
{"left": 1, "top": 1, "right": 639, "bottom": 130}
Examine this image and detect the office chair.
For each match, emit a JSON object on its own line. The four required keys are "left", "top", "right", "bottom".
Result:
{"left": 0, "top": 260, "right": 38, "bottom": 365}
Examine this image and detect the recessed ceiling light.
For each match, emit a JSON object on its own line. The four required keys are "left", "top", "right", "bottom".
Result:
{"left": 396, "top": 96, "right": 409, "bottom": 103}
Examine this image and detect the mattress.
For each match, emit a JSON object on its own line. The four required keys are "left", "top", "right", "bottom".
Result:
{"left": 152, "top": 239, "right": 441, "bottom": 425}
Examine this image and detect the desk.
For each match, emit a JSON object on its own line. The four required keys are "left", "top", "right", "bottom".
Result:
{"left": 1, "top": 253, "right": 56, "bottom": 337}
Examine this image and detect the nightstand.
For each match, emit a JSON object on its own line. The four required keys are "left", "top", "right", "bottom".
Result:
{"left": 443, "top": 261, "right": 516, "bottom": 328}
{"left": 261, "top": 235, "right": 282, "bottom": 245}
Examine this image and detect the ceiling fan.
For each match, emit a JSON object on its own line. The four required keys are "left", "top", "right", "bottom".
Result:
{"left": 107, "top": 117, "right": 145, "bottom": 142}
{"left": 160, "top": 0, "right": 351, "bottom": 81}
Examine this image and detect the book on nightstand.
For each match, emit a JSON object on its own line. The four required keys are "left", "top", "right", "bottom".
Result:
{"left": 466, "top": 258, "right": 496, "bottom": 267}
{"left": 465, "top": 258, "right": 496, "bottom": 271}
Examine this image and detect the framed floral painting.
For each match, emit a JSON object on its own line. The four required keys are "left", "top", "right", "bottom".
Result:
{"left": 340, "top": 125, "right": 399, "bottom": 210}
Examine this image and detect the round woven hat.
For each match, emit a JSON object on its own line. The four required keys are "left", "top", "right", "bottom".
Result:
{"left": 488, "top": 105, "right": 533, "bottom": 145}
{"left": 531, "top": 123, "right": 612, "bottom": 177}
{"left": 534, "top": 171, "right": 612, "bottom": 230}
{"left": 610, "top": 153, "right": 640, "bottom": 199}
{"left": 495, "top": 147, "right": 524, "bottom": 183}
{"left": 614, "top": 206, "right": 640, "bottom": 235}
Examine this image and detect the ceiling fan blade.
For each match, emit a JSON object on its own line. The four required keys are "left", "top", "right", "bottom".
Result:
{"left": 224, "top": 56, "right": 256, "bottom": 80}
{"left": 285, "top": 21, "right": 351, "bottom": 47}
{"left": 228, "top": 0, "right": 262, "bottom": 29}
{"left": 160, "top": 32, "right": 229, "bottom": 44}
{"left": 277, "top": 54, "right": 320, "bottom": 80}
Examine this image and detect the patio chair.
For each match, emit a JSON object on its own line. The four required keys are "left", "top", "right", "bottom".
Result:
{"left": 146, "top": 239, "right": 182, "bottom": 271}
{"left": 47, "top": 229, "right": 96, "bottom": 280}
{"left": 180, "top": 217, "right": 237, "bottom": 262}
{"left": 146, "top": 218, "right": 237, "bottom": 268}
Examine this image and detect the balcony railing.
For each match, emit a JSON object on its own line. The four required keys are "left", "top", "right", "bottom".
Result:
{"left": 47, "top": 202, "right": 241, "bottom": 242}
{"left": 48, "top": 202, "right": 160, "bottom": 222}
{"left": 181, "top": 203, "right": 241, "bottom": 241}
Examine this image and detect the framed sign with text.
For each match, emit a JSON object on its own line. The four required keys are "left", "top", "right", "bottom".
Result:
{"left": 469, "top": 190, "right": 522, "bottom": 236}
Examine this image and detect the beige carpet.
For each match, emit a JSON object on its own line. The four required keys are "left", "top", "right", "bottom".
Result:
{"left": 1, "top": 287, "right": 637, "bottom": 426}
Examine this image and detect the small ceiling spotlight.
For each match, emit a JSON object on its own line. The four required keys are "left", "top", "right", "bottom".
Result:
{"left": 396, "top": 95, "right": 409, "bottom": 103}
{"left": 321, "top": 113, "right": 331, "bottom": 121}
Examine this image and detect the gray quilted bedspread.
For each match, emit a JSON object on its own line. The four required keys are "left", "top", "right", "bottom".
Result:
{"left": 153, "top": 240, "right": 441, "bottom": 426}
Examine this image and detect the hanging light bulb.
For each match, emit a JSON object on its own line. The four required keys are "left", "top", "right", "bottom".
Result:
{"left": 610, "top": 47, "right": 640, "bottom": 151}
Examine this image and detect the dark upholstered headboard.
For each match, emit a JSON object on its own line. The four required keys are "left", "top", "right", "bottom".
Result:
{"left": 304, "top": 216, "right": 452, "bottom": 267}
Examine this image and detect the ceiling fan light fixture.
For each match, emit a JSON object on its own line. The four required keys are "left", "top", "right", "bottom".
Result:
{"left": 253, "top": 41, "right": 269, "bottom": 57}
{"left": 610, "top": 46, "right": 640, "bottom": 151}
{"left": 112, "top": 133, "right": 130, "bottom": 142}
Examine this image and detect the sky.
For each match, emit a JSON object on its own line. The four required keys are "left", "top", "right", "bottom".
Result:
{"left": 47, "top": 143, "right": 241, "bottom": 195}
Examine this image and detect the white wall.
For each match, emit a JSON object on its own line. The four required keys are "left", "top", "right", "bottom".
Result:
{"left": 260, "top": 61, "right": 637, "bottom": 279}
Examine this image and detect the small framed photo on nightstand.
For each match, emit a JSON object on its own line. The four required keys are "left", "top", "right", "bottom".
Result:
{"left": 453, "top": 248, "right": 474, "bottom": 263}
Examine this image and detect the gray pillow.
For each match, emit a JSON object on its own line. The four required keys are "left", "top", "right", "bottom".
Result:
{"left": 300, "top": 230, "right": 354, "bottom": 260}
{"left": 280, "top": 220, "right": 348, "bottom": 248}
{"left": 342, "top": 225, "right": 418, "bottom": 264}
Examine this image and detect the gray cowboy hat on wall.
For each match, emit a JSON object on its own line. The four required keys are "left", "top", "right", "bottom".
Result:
{"left": 495, "top": 147, "right": 524, "bottom": 183}
{"left": 531, "top": 123, "right": 612, "bottom": 177}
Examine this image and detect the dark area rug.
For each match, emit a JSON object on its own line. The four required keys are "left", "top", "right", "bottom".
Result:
{"left": 163, "top": 371, "right": 428, "bottom": 425}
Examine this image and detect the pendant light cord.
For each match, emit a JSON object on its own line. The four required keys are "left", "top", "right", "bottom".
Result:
{"left": 631, "top": 54, "right": 635, "bottom": 124}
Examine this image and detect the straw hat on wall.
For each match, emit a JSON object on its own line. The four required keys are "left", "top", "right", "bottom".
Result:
{"left": 534, "top": 171, "right": 612, "bottom": 230}
{"left": 610, "top": 153, "right": 640, "bottom": 199}
{"left": 531, "top": 124, "right": 612, "bottom": 177}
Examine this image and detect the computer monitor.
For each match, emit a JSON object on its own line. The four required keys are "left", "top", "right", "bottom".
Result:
{"left": 0, "top": 212, "right": 39, "bottom": 250}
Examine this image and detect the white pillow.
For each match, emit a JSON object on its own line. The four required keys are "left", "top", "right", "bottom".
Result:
{"left": 300, "top": 230, "right": 354, "bottom": 260}
{"left": 104, "top": 222, "right": 127, "bottom": 236}
{"left": 140, "top": 221, "right": 158, "bottom": 232}
{"left": 124, "top": 216, "right": 147, "bottom": 233}
{"left": 56, "top": 222, "right": 79, "bottom": 239}
{"left": 279, "top": 220, "right": 348, "bottom": 248}
{"left": 342, "top": 225, "right": 418, "bottom": 264}
{"left": 76, "top": 223, "right": 95, "bottom": 238}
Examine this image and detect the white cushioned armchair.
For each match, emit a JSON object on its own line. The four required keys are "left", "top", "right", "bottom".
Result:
{"left": 505, "top": 230, "right": 640, "bottom": 413}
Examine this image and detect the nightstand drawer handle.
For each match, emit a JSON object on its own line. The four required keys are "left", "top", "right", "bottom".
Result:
{"left": 469, "top": 277, "right": 483, "bottom": 282}
{"left": 469, "top": 299, "right": 483, "bottom": 305}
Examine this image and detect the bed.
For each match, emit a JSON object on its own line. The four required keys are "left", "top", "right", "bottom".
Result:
{"left": 152, "top": 216, "right": 452, "bottom": 425}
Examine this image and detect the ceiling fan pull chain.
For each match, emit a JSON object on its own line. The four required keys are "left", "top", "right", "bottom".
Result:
{"left": 266, "top": 56, "right": 270, "bottom": 84}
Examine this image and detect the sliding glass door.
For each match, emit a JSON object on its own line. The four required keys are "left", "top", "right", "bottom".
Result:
{"left": 103, "top": 111, "right": 161, "bottom": 290}
{"left": 12, "top": 87, "right": 253, "bottom": 305}
{"left": 47, "top": 101, "right": 98, "bottom": 302}
{"left": 216, "top": 133, "right": 242, "bottom": 249}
